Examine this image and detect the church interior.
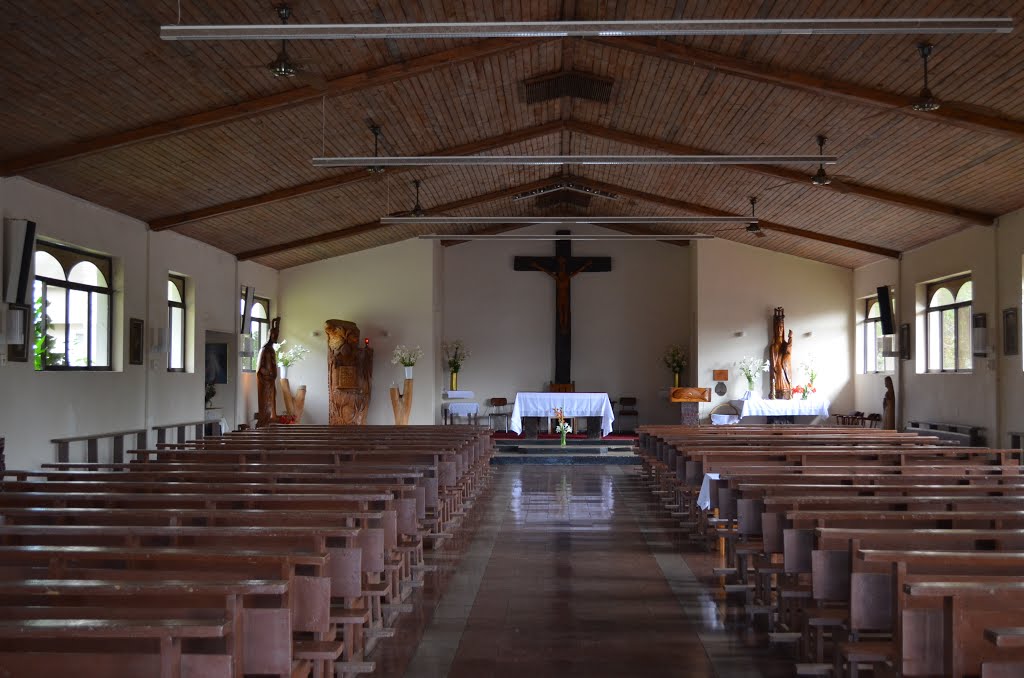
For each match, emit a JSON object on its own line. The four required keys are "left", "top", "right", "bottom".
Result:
{"left": 1, "top": 2, "right": 1024, "bottom": 677}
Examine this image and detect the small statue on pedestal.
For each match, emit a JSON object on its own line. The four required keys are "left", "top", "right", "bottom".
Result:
{"left": 256, "top": 317, "right": 280, "bottom": 428}
{"left": 882, "top": 376, "right": 896, "bottom": 430}
{"left": 769, "top": 307, "right": 794, "bottom": 399}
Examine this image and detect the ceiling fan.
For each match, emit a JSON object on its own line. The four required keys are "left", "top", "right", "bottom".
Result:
{"left": 713, "top": 197, "right": 767, "bottom": 238}
{"left": 762, "top": 136, "right": 857, "bottom": 193}
{"left": 408, "top": 180, "right": 426, "bottom": 217}
{"left": 862, "top": 42, "right": 1010, "bottom": 121}
{"left": 242, "top": 4, "right": 325, "bottom": 89}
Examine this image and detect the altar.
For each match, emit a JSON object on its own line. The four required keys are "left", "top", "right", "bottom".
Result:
{"left": 737, "top": 397, "right": 830, "bottom": 420}
{"left": 510, "top": 392, "right": 615, "bottom": 438}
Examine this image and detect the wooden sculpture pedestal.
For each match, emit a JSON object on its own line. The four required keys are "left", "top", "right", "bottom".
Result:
{"left": 669, "top": 387, "right": 712, "bottom": 427}
{"left": 390, "top": 378, "right": 414, "bottom": 426}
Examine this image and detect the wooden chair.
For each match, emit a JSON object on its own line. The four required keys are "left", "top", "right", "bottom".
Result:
{"left": 486, "top": 398, "right": 511, "bottom": 432}
{"left": 616, "top": 397, "right": 639, "bottom": 433}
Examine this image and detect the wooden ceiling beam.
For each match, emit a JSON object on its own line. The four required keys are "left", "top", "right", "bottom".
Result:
{"left": 235, "top": 176, "right": 564, "bottom": 261}
{"left": 150, "top": 121, "right": 565, "bottom": 230}
{"left": 441, "top": 221, "right": 690, "bottom": 248}
{"left": 571, "top": 176, "right": 900, "bottom": 259}
{"left": 600, "top": 37, "right": 1024, "bottom": 143}
{"left": 566, "top": 120, "right": 994, "bottom": 225}
{"left": 1, "top": 38, "right": 544, "bottom": 177}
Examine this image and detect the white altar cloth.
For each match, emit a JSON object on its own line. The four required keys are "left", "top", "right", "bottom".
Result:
{"left": 510, "top": 392, "right": 615, "bottom": 437}
{"left": 443, "top": 390, "right": 474, "bottom": 399}
{"left": 739, "top": 397, "right": 830, "bottom": 420}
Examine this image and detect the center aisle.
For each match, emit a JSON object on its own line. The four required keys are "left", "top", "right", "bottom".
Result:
{"left": 384, "top": 465, "right": 789, "bottom": 678}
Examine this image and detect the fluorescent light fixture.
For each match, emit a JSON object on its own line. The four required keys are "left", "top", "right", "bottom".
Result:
{"left": 314, "top": 154, "right": 836, "bottom": 168}
{"left": 161, "top": 18, "right": 1014, "bottom": 41}
{"left": 420, "top": 234, "right": 714, "bottom": 241}
{"left": 383, "top": 216, "right": 752, "bottom": 225}
{"left": 512, "top": 183, "right": 619, "bottom": 201}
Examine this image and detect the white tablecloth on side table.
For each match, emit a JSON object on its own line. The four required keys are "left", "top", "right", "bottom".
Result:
{"left": 447, "top": 402, "right": 479, "bottom": 417}
{"left": 739, "top": 398, "right": 830, "bottom": 419}
{"left": 510, "top": 392, "right": 615, "bottom": 437}
{"left": 697, "top": 473, "right": 721, "bottom": 511}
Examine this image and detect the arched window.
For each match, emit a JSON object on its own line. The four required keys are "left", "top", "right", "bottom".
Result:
{"left": 168, "top": 275, "right": 186, "bottom": 371}
{"left": 33, "top": 241, "right": 112, "bottom": 370}
{"left": 240, "top": 290, "right": 271, "bottom": 372}
{"left": 926, "top": 274, "right": 972, "bottom": 372}
{"left": 862, "top": 295, "right": 894, "bottom": 374}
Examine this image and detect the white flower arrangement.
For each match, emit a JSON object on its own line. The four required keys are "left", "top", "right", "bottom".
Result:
{"left": 274, "top": 340, "right": 310, "bottom": 367}
{"left": 555, "top": 421, "right": 573, "bottom": 434}
{"left": 391, "top": 345, "right": 423, "bottom": 367}
{"left": 736, "top": 356, "right": 769, "bottom": 386}
{"left": 662, "top": 344, "right": 687, "bottom": 372}
{"left": 441, "top": 339, "right": 470, "bottom": 373}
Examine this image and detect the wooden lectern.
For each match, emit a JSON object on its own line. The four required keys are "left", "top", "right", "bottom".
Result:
{"left": 669, "top": 387, "right": 712, "bottom": 427}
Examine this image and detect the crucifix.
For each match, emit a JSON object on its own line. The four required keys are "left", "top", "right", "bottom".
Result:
{"left": 514, "top": 230, "right": 612, "bottom": 384}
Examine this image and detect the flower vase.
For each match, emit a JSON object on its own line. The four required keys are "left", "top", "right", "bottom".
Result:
{"left": 560, "top": 431, "right": 567, "bottom": 447}
{"left": 404, "top": 366, "right": 414, "bottom": 380}
{"left": 673, "top": 372, "right": 680, "bottom": 388}
{"left": 801, "top": 391, "right": 809, "bottom": 400}
{"left": 449, "top": 371, "right": 458, "bottom": 391}
{"left": 279, "top": 365, "right": 288, "bottom": 380}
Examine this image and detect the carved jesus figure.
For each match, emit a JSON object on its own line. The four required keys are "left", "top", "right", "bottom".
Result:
{"left": 256, "top": 317, "right": 280, "bottom": 427}
{"left": 769, "top": 308, "right": 794, "bottom": 399}
{"left": 533, "top": 257, "right": 592, "bottom": 334}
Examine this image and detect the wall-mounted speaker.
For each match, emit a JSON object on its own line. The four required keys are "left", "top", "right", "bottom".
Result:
{"left": 240, "top": 285, "right": 255, "bottom": 335}
{"left": 3, "top": 219, "right": 37, "bottom": 306}
{"left": 973, "top": 313, "right": 988, "bottom": 357}
{"left": 876, "top": 285, "right": 895, "bottom": 336}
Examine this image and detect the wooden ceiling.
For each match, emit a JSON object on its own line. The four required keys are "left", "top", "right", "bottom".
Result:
{"left": 2, "top": 1, "right": 1023, "bottom": 270}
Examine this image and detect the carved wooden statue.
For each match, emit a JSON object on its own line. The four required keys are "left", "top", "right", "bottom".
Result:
{"left": 882, "top": 375, "right": 896, "bottom": 430}
{"left": 768, "top": 307, "right": 794, "bottom": 399}
{"left": 256, "top": 317, "right": 280, "bottom": 428}
{"left": 325, "top": 319, "right": 373, "bottom": 425}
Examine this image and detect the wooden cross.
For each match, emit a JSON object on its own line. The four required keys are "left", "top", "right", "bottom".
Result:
{"left": 513, "top": 230, "right": 612, "bottom": 384}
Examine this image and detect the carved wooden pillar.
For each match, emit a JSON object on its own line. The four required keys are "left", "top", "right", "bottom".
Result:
{"left": 325, "top": 320, "right": 374, "bottom": 425}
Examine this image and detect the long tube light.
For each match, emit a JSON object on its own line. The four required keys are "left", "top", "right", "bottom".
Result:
{"left": 314, "top": 154, "right": 836, "bottom": 168}
{"left": 161, "top": 18, "right": 1014, "bottom": 41}
{"left": 383, "top": 216, "right": 752, "bottom": 225}
{"left": 420, "top": 234, "right": 714, "bottom": 240}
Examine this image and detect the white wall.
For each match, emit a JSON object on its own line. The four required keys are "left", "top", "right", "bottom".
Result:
{"left": 898, "top": 226, "right": 999, "bottom": 440}
{"left": 441, "top": 225, "right": 693, "bottom": 427}
{"left": 0, "top": 178, "right": 279, "bottom": 468}
{"left": 852, "top": 258, "right": 900, "bottom": 417}
{"left": 996, "top": 209, "right": 1024, "bottom": 446}
{"left": 694, "top": 238, "right": 855, "bottom": 421}
{"left": 278, "top": 238, "right": 439, "bottom": 426}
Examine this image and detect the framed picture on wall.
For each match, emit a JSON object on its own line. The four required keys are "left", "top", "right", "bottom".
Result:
{"left": 1004, "top": 307, "right": 1020, "bottom": 356}
{"left": 899, "top": 323, "right": 911, "bottom": 361}
{"left": 5, "top": 305, "right": 30, "bottom": 363}
{"left": 128, "top": 318, "right": 144, "bottom": 365}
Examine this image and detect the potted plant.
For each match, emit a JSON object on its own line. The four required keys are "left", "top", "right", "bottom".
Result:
{"left": 662, "top": 344, "right": 687, "bottom": 387}
{"left": 553, "top": 407, "right": 572, "bottom": 447}
{"left": 391, "top": 345, "right": 423, "bottom": 379}
{"left": 441, "top": 339, "right": 470, "bottom": 391}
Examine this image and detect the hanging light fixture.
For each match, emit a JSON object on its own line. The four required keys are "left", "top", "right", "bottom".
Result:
{"left": 383, "top": 215, "right": 752, "bottom": 225}
{"left": 161, "top": 17, "right": 1013, "bottom": 41}
{"left": 314, "top": 153, "right": 837, "bottom": 168}
{"left": 512, "top": 182, "right": 619, "bottom": 201}
{"left": 409, "top": 179, "right": 427, "bottom": 217}
{"left": 419, "top": 233, "right": 714, "bottom": 241}
{"left": 366, "top": 125, "right": 385, "bottom": 174}
{"left": 811, "top": 135, "right": 833, "bottom": 186}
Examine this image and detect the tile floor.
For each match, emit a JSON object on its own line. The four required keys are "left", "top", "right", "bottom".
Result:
{"left": 369, "top": 465, "right": 794, "bottom": 678}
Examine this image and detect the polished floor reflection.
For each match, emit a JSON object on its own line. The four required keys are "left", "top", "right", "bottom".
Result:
{"left": 372, "top": 465, "right": 791, "bottom": 678}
